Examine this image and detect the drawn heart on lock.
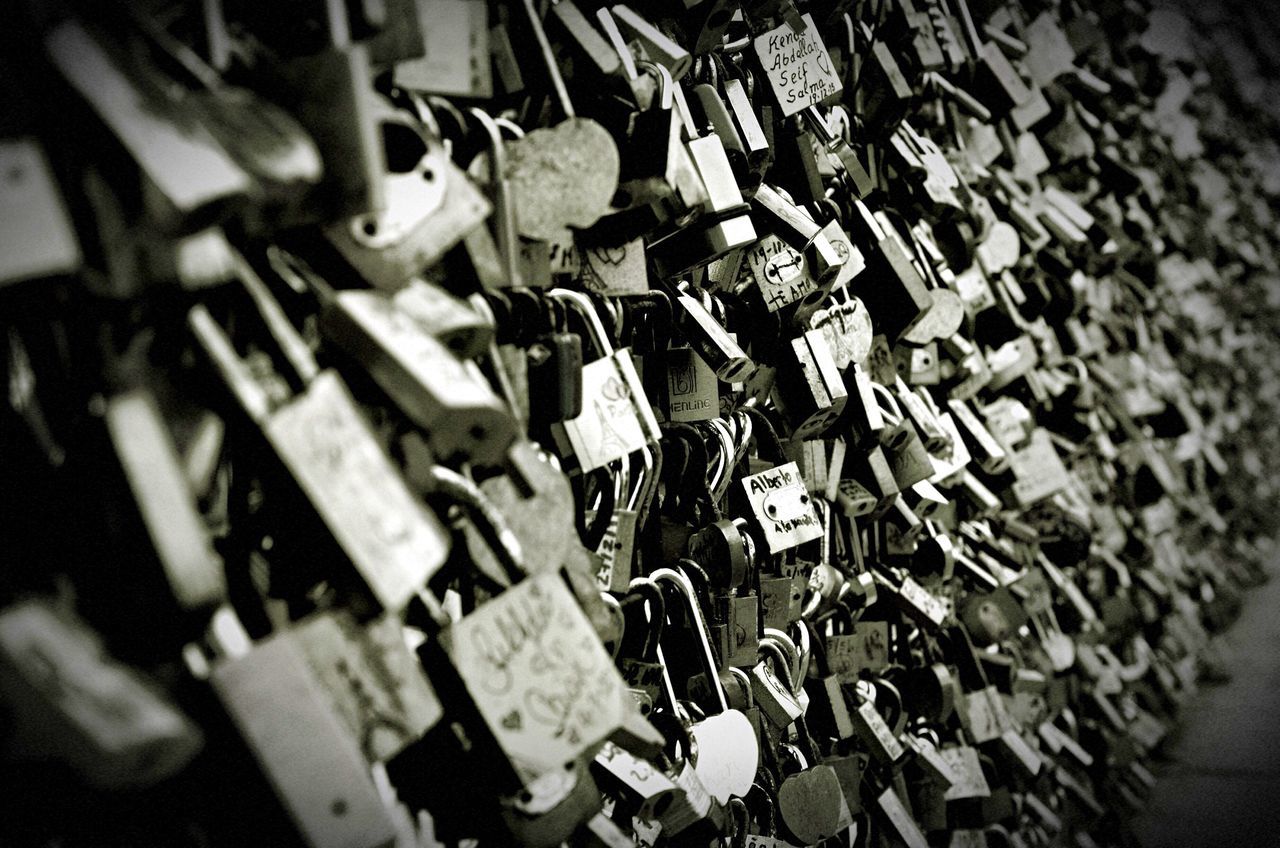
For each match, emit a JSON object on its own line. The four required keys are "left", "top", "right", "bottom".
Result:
{"left": 506, "top": 118, "right": 620, "bottom": 242}
{"left": 689, "top": 709, "right": 758, "bottom": 803}
{"left": 777, "top": 765, "right": 845, "bottom": 844}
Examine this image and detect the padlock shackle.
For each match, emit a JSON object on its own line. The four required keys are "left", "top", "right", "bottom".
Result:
{"left": 468, "top": 108, "right": 521, "bottom": 287}
{"left": 519, "top": 0, "right": 576, "bottom": 120}
{"left": 650, "top": 566, "right": 729, "bottom": 714}
{"left": 636, "top": 60, "right": 673, "bottom": 112}
{"left": 595, "top": 7, "right": 639, "bottom": 83}
{"left": 549, "top": 288, "right": 614, "bottom": 358}
{"left": 425, "top": 466, "right": 526, "bottom": 584}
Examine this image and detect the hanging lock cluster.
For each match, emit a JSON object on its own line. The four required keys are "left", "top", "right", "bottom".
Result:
{"left": 2, "top": 0, "right": 1280, "bottom": 846}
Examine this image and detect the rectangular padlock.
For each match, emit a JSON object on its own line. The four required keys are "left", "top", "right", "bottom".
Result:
{"left": 210, "top": 627, "right": 399, "bottom": 848}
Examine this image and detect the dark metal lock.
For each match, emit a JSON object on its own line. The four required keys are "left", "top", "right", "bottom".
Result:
{"left": 803, "top": 627, "right": 857, "bottom": 742}
{"left": 836, "top": 362, "right": 887, "bottom": 450}
{"left": 603, "top": 62, "right": 707, "bottom": 239}
{"left": 523, "top": 292, "right": 585, "bottom": 428}
{"left": 776, "top": 761, "right": 848, "bottom": 845}
{"left": 528, "top": 328, "right": 585, "bottom": 426}
{"left": 855, "top": 37, "right": 914, "bottom": 136}
{"left": 848, "top": 201, "right": 934, "bottom": 342}
{"left": 500, "top": 756, "right": 603, "bottom": 848}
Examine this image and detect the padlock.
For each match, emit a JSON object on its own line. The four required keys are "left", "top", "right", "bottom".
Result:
{"left": 0, "top": 598, "right": 203, "bottom": 790}
{"left": 661, "top": 345, "right": 721, "bottom": 423}
{"left": 188, "top": 252, "right": 449, "bottom": 615}
{"left": 671, "top": 283, "right": 758, "bottom": 383}
{"left": 45, "top": 18, "right": 252, "bottom": 230}
{"left": 507, "top": 290, "right": 584, "bottom": 427}
{"left": 0, "top": 137, "right": 81, "bottom": 287}
{"left": 592, "top": 455, "right": 652, "bottom": 592}
{"left": 775, "top": 749, "right": 849, "bottom": 845}
{"left": 201, "top": 608, "right": 400, "bottom": 848}
{"left": 609, "top": 5, "right": 692, "bottom": 82}
{"left": 738, "top": 460, "right": 824, "bottom": 554}
{"left": 550, "top": 289, "right": 660, "bottom": 473}
{"left": 289, "top": 610, "right": 444, "bottom": 763}
{"left": 772, "top": 328, "right": 849, "bottom": 440}
{"left": 648, "top": 81, "right": 757, "bottom": 275}
{"left": 719, "top": 63, "right": 774, "bottom": 195}
{"left": 503, "top": 0, "right": 620, "bottom": 241}
{"left": 274, "top": 250, "right": 517, "bottom": 466}
{"left": 319, "top": 99, "right": 490, "bottom": 290}
{"left": 802, "top": 623, "right": 857, "bottom": 742}
{"left": 545, "top": 0, "right": 630, "bottom": 91}
{"left": 591, "top": 739, "right": 681, "bottom": 825}
{"left": 600, "top": 61, "right": 708, "bottom": 241}
{"left": 616, "top": 578, "right": 669, "bottom": 704}
{"left": 102, "top": 386, "right": 226, "bottom": 614}
{"left": 422, "top": 566, "right": 636, "bottom": 786}
{"left": 652, "top": 567, "right": 759, "bottom": 804}
{"left": 848, "top": 200, "right": 934, "bottom": 342}
{"left": 750, "top": 11, "right": 843, "bottom": 119}
{"left": 752, "top": 183, "right": 844, "bottom": 293}
{"left": 500, "top": 755, "right": 603, "bottom": 847}
{"left": 393, "top": 0, "right": 492, "bottom": 98}
{"left": 241, "top": 0, "right": 390, "bottom": 219}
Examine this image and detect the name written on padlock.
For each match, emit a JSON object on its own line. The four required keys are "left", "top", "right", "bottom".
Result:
{"left": 753, "top": 14, "right": 843, "bottom": 116}
{"left": 446, "top": 572, "right": 627, "bottom": 777}
{"left": 744, "top": 235, "right": 820, "bottom": 312}
{"left": 741, "top": 462, "right": 824, "bottom": 553}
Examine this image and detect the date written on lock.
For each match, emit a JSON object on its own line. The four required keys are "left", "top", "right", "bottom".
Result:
{"left": 740, "top": 462, "right": 823, "bottom": 553}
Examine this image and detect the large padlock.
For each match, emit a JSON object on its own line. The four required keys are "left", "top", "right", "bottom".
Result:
{"left": 271, "top": 248, "right": 517, "bottom": 466}
{"left": 201, "top": 608, "right": 400, "bottom": 848}
{"left": 188, "top": 250, "right": 449, "bottom": 614}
